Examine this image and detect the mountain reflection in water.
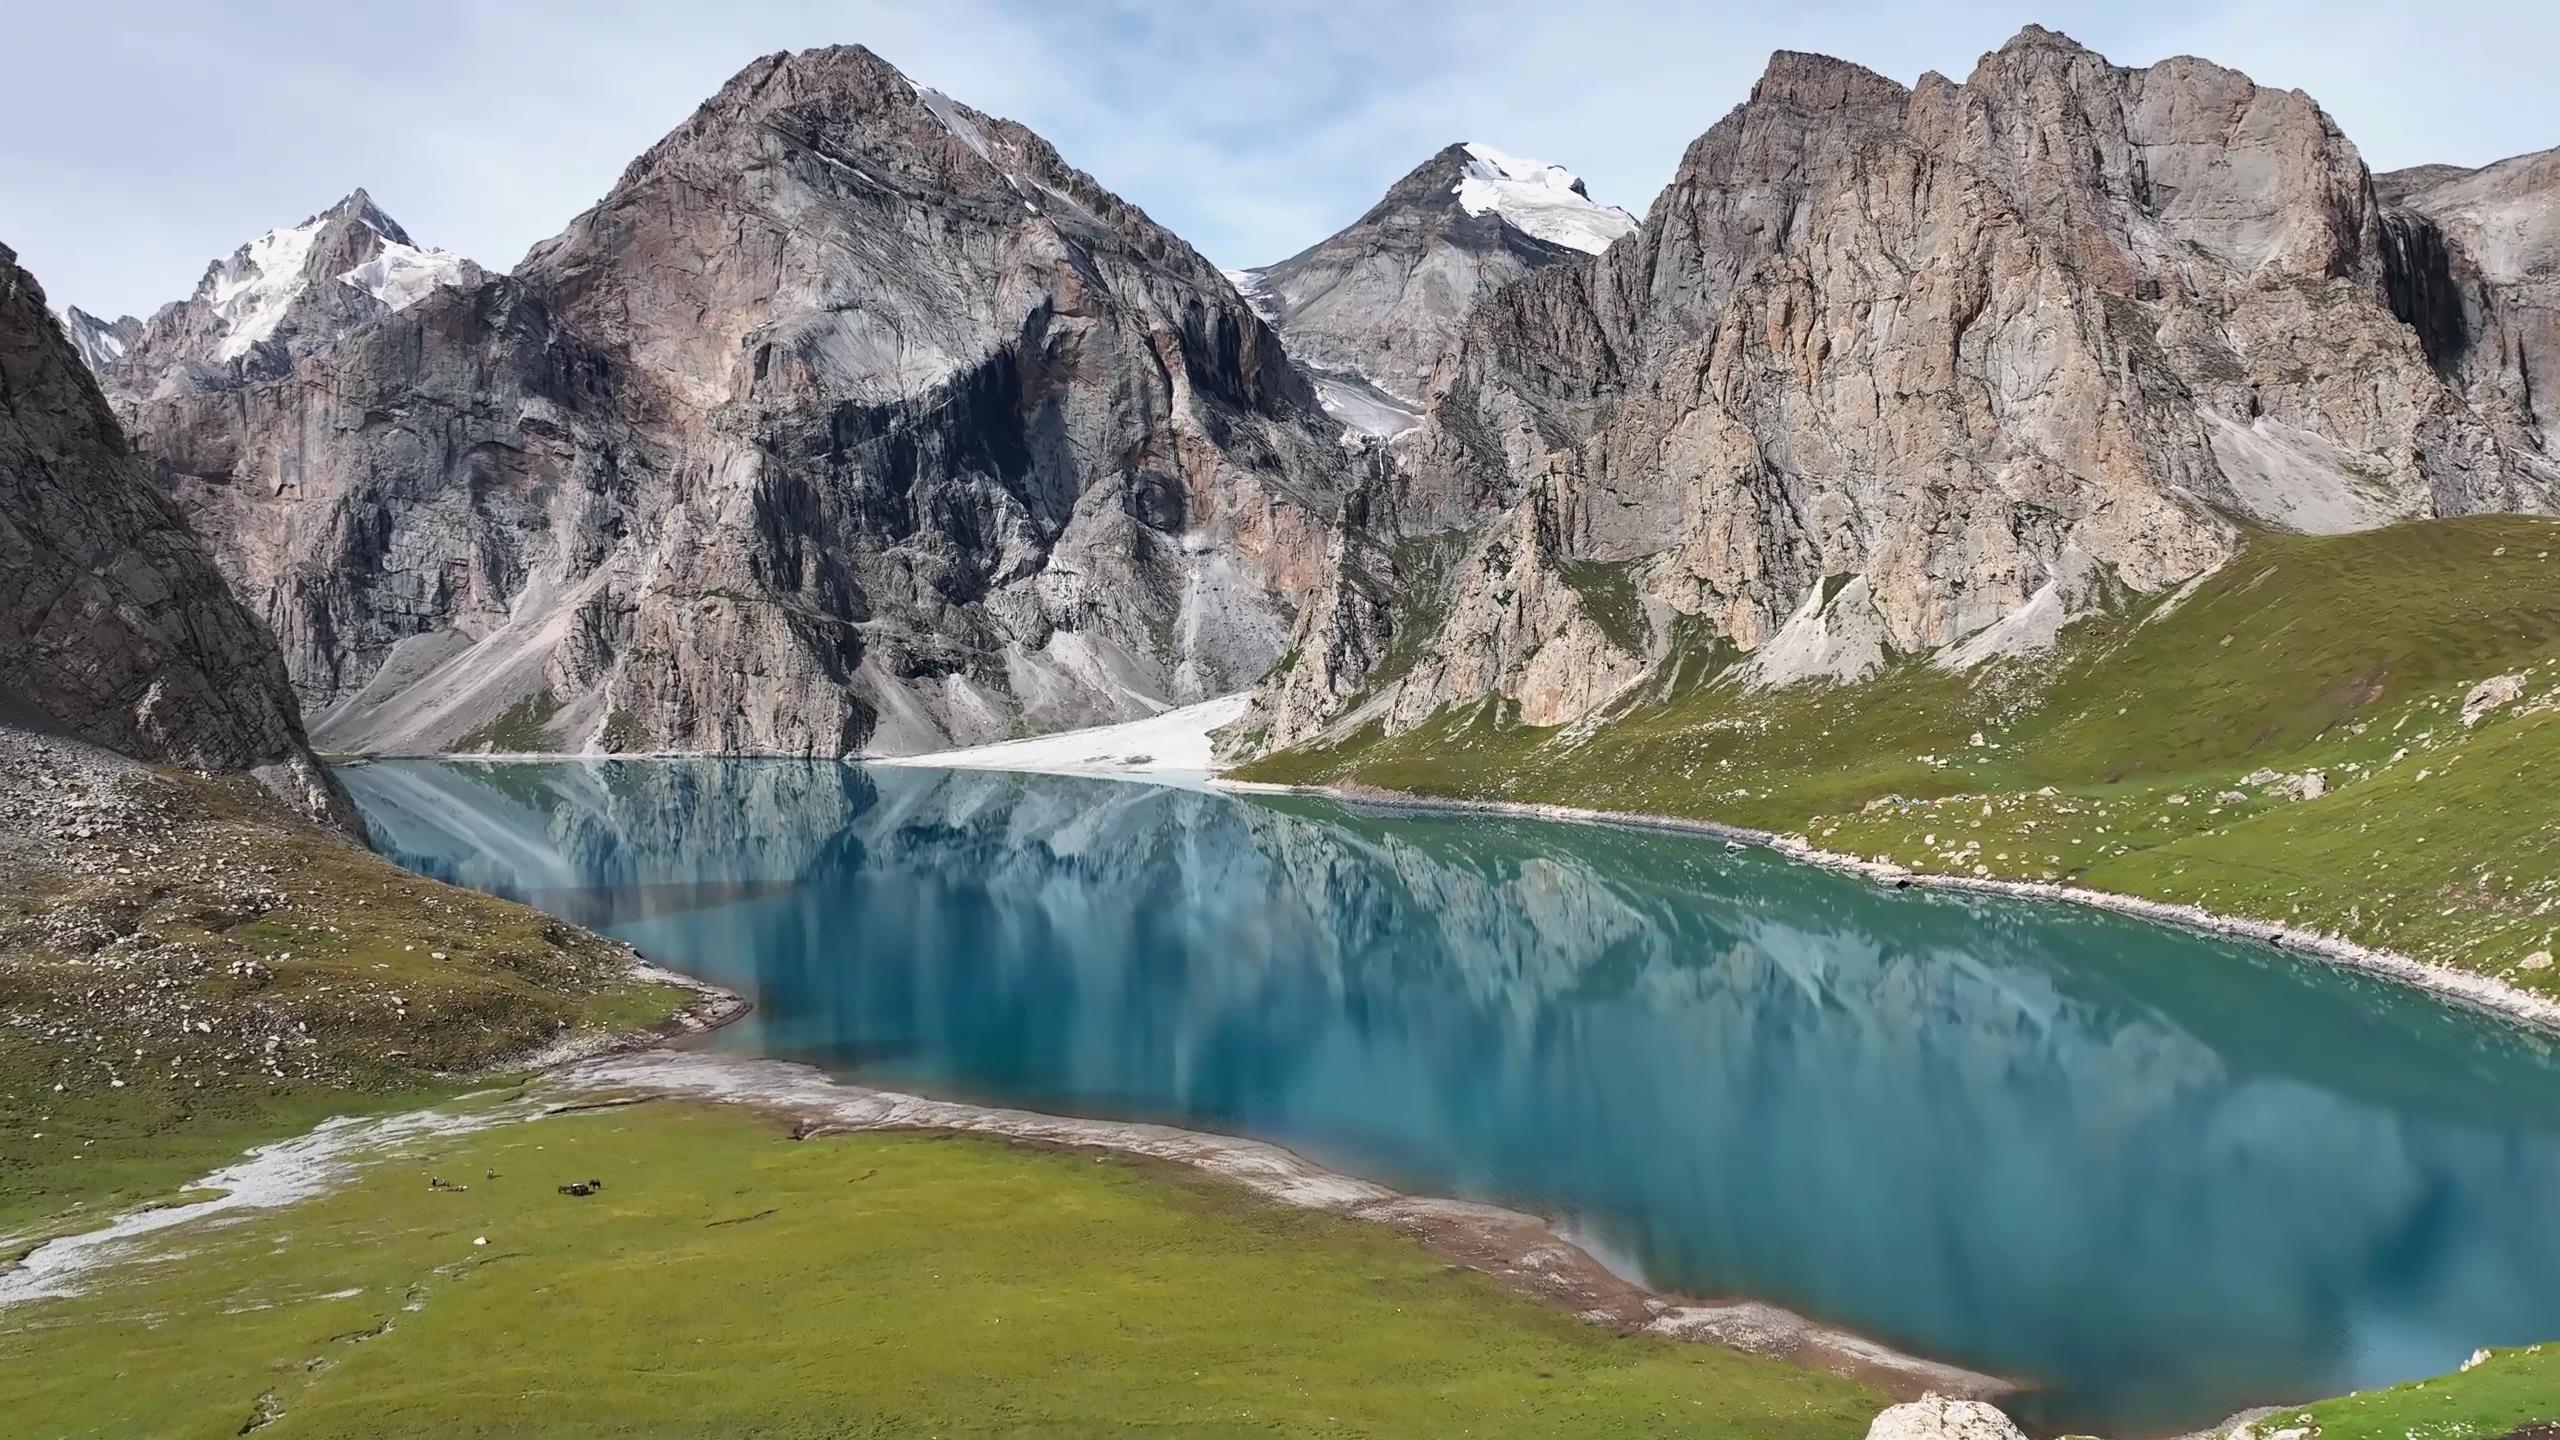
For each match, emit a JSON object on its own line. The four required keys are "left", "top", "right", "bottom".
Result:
{"left": 343, "top": 758, "right": 2560, "bottom": 1436}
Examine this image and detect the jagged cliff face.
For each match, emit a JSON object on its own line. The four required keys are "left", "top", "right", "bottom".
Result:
{"left": 59, "top": 307, "right": 139, "bottom": 376}
{"left": 1237, "top": 143, "right": 1636, "bottom": 436}
{"left": 1251, "top": 27, "right": 2560, "bottom": 752}
{"left": 0, "top": 245, "right": 344, "bottom": 821}
{"left": 123, "top": 46, "right": 1350, "bottom": 757}
{"left": 2380, "top": 148, "right": 2560, "bottom": 453}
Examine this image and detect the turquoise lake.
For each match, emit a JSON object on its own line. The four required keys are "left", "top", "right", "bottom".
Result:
{"left": 341, "top": 758, "right": 2560, "bottom": 1435}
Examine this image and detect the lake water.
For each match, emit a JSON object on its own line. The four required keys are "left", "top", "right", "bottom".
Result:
{"left": 342, "top": 759, "right": 2560, "bottom": 1435}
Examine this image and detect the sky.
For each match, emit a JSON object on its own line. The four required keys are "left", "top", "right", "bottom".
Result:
{"left": 7, "top": 0, "right": 2559, "bottom": 319}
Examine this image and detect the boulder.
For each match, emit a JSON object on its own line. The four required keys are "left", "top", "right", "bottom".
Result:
{"left": 1865, "top": 1394, "right": 2028, "bottom": 1440}
{"left": 2462, "top": 673, "right": 2526, "bottom": 726}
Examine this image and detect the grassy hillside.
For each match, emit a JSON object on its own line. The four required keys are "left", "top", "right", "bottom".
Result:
{"left": 0, "top": 762, "right": 690, "bottom": 1233}
{"left": 1238, "top": 517, "right": 2560, "bottom": 995}
{"left": 4, "top": 1097, "right": 1883, "bottom": 1439}
{"left": 2271, "top": 1341, "right": 2560, "bottom": 1440}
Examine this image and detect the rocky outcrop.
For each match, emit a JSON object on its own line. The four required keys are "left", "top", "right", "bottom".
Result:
{"left": 1865, "top": 1395, "right": 2028, "bottom": 1440}
{"left": 1251, "top": 27, "right": 2560, "bottom": 751}
{"left": 121, "top": 47, "right": 1352, "bottom": 756}
{"left": 1237, "top": 143, "right": 1635, "bottom": 435}
{"left": 0, "top": 243, "right": 346, "bottom": 823}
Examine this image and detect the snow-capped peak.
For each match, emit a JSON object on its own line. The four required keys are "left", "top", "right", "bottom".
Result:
{"left": 204, "top": 217, "right": 324, "bottom": 360}
{"left": 1453, "top": 142, "right": 1636, "bottom": 255}
{"left": 198, "top": 198, "right": 473, "bottom": 361}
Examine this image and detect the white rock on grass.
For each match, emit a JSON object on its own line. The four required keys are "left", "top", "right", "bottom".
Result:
{"left": 1864, "top": 1394, "right": 2028, "bottom": 1440}
{"left": 2462, "top": 673, "right": 2525, "bottom": 727}
{"left": 2267, "top": 770, "right": 2328, "bottom": 800}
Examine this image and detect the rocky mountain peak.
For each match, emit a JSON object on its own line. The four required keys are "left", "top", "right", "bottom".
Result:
{"left": 1236, "top": 140, "right": 1634, "bottom": 437}
{"left": 523, "top": 43, "right": 1298, "bottom": 419}
{"left": 2375, "top": 162, "right": 2480, "bottom": 206}
{"left": 1370, "top": 143, "right": 1479, "bottom": 212}
{"left": 1997, "top": 22, "right": 2093, "bottom": 55}
{"left": 1747, "top": 50, "right": 1911, "bottom": 115}
{"left": 57, "top": 305, "right": 139, "bottom": 375}
{"left": 123, "top": 41, "right": 1349, "bottom": 760}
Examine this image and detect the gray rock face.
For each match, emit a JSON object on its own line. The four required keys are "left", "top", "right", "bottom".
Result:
{"left": 1251, "top": 27, "right": 2560, "bottom": 751}
{"left": 2383, "top": 146, "right": 2560, "bottom": 452}
{"left": 0, "top": 244, "right": 345, "bottom": 823}
{"left": 124, "top": 46, "right": 1352, "bottom": 756}
{"left": 1237, "top": 143, "right": 1634, "bottom": 435}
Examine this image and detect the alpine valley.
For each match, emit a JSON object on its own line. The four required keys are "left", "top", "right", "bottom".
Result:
{"left": 11, "top": 19, "right": 2560, "bottom": 1440}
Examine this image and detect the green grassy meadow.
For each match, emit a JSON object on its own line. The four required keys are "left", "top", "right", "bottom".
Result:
{"left": 1, "top": 1098, "right": 1883, "bottom": 1439}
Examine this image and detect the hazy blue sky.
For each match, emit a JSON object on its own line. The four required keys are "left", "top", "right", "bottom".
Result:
{"left": 8, "top": 0, "right": 2557, "bottom": 318}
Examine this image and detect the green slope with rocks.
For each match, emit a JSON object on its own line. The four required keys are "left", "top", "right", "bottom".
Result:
{"left": 1238, "top": 516, "right": 2560, "bottom": 998}
{"left": 0, "top": 733, "right": 695, "bottom": 1233}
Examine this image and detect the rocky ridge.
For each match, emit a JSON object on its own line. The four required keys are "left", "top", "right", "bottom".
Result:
{"left": 1, "top": 243, "right": 345, "bottom": 823}
{"left": 58, "top": 307, "right": 138, "bottom": 376}
{"left": 1248, "top": 27, "right": 2560, "bottom": 753}
{"left": 105, "top": 46, "right": 1352, "bottom": 758}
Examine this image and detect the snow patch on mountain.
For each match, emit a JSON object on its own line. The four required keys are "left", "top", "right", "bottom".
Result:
{"left": 871, "top": 692, "right": 1249, "bottom": 783}
{"left": 1310, "top": 370, "right": 1423, "bottom": 439}
{"left": 1222, "top": 267, "right": 1279, "bottom": 325}
{"left": 339, "top": 241, "right": 470, "bottom": 312}
{"left": 1454, "top": 143, "right": 1636, "bottom": 254}
{"left": 205, "top": 218, "right": 323, "bottom": 360}
{"left": 913, "top": 84, "right": 993, "bottom": 162}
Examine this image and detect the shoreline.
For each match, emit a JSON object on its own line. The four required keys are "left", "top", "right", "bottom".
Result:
{"left": 520, "top": 958, "right": 754, "bottom": 1070}
{"left": 553, "top": 1048, "right": 2015, "bottom": 1406}
{"left": 1213, "top": 778, "right": 2560, "bottom": 1040}
{"left": 4, "top": 988, "right": 2015, "bottom": 1406}
{"left": 550, "top": 958, "right": 2019, "bottom": 1404}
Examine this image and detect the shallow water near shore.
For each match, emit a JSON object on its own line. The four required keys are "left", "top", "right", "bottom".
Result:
{"left": 342, "top": 758, "right": 2560, "bottom": 1435}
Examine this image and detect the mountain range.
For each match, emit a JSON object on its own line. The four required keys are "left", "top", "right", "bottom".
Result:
{"left": 1251, "top": 27, "right": 2560, "bottom": 750}
{"left": 26, "top": 24, "right": 2560, "bottom": 770}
